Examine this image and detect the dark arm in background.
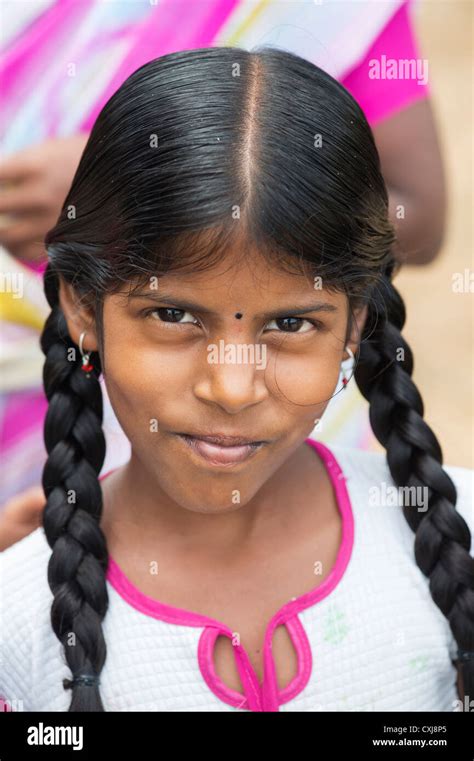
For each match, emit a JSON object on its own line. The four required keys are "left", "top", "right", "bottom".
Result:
{"left": 373, "top": 96, "right": 447, "bottom": 266}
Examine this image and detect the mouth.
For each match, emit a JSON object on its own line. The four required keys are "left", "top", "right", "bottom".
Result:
{"left": 175, "top": 433, "right": 267, "bottom": 467}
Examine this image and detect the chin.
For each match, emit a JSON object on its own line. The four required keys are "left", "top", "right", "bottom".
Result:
{"left": 166, "top": 478, "right": 256, "bottom": 515}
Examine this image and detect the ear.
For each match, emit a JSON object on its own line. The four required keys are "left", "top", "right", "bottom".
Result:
{"left": 58, "top": 276, "right": 99, "bottom": 353}
{"left": 345, "top": 303, "right": 368, "bottom": 360}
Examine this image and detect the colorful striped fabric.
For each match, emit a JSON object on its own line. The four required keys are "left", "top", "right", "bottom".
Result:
{"left": 1, "top": 0, "right": 415, "bottom": 153}
{"left": 0, "top": 0, "right": 427, "bottom": 500}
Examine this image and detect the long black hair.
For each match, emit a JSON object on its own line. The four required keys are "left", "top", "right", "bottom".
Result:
{"left": 40, "top": 46, "right": 473, "bottom": 711}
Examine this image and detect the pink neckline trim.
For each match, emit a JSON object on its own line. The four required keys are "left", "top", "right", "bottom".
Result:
{"left": 102, "top": 437, "right": 354, "bottom": 711}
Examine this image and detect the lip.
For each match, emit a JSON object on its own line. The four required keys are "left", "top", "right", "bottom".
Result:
{"left": 176, "top": 433, "right": 266, "bottom": 467}
{"left": 177, "top": 432, "right": 267, "bottom": 446}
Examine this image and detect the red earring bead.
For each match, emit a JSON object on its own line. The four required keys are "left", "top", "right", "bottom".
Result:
{"left": 81, "top": 354, "right": 93, "bottom": 374}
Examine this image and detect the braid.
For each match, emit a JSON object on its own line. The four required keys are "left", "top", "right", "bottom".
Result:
{"left": 40, "top": 263, "right": 109, "bottom": 712}
{"left": 354, "top": 274, "right": 474, "bottom": 700}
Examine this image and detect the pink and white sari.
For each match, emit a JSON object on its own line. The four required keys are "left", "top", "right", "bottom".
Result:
{"left": 0, "top": 0, "right": 426, "bottom": 503}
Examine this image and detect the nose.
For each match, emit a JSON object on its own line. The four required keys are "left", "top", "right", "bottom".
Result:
{"left": 193, "top": 340, "right": 269, "bottom": 413}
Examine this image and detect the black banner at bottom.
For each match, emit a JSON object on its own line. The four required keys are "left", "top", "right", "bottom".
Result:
{"left": 0, "top": 710, "right": 472, "bottom": 759}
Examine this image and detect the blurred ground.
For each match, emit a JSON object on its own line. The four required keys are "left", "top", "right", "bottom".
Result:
{"left": 372, "top": 0, "right": 473, "bottom": 468}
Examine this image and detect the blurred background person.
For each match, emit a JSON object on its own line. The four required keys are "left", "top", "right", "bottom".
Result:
{"left": 1, "top": 0, "right": 459, "bottom": 548}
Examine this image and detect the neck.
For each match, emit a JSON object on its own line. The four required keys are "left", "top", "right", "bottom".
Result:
{"left": 100, "top": 440, "right": 331, "bottom": 560}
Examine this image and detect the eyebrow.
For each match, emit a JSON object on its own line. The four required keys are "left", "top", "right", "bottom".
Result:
{"left": 128, "top": 292, "right": 339, "bottom": 318}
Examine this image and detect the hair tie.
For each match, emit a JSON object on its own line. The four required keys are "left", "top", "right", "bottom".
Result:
{"left": 63, "top": 673, "right": 100, "bottom": 690}
{"left": 457, "top": 650, "right": 474, "bottom": 663}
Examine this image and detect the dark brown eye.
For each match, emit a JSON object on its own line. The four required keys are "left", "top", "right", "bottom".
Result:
{"left": 145, "top": 307, "right": 199, "bottom": 328}
{"left": 266, "top": 317, "right": 319, "bottom": 334}
{"left": 155, "top": 308, "right": 186, "bottom": 322}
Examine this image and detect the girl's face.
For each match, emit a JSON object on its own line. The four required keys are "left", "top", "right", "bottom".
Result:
{"left": 60, "top": 243, "right": 366, "bottom": 514}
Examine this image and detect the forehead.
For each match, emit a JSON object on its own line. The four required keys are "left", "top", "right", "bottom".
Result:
{"left": 114, "top": 241, "right": 345, "bottom": 310}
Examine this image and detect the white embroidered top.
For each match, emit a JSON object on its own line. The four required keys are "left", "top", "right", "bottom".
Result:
{"left": 0, "top": 439, "right": 472, "bottom": 712}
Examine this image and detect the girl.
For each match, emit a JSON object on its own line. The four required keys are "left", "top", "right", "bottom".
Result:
{"left": 0, "top": 0, "right": 443, "bottom": 507}
{"left": 0, "top": 47, "right": 472, "bottom": 713}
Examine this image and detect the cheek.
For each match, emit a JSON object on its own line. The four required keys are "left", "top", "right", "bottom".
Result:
{"left": 265, "top": 341, "right": 342, "bottom": 408}
{"left": 100, "top": 309, "right": 193, "bottom": 438}
{"left": 104, "top": 342, "right": 341, "bottom": 430}
{"left": 103, "top": 341, "right": 192, "bottom": 435}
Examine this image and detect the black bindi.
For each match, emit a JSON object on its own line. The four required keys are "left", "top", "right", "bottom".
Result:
{"left": 235, "top": 312, "right": 243, "bottom": 319}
